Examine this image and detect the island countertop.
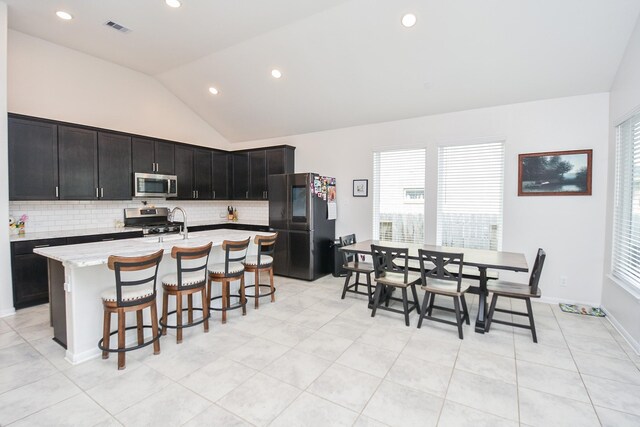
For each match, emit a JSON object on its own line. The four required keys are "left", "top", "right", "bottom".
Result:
{"left": 34, "top": 228, "right": 275, "bottom": 268}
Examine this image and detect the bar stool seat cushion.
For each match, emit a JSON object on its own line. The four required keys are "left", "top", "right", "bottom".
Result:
{"left": 422, "top": 278, "right": 472, "bottom": 296}
{"left": 208, "top": 262, "right": 245, "bottom": 275}
{"left": 161, "top": 272, "right": 206, "bottom": 287}
{"left": 101, "top": 287, "right": 154, "bottom": 302}
{"left": 243, "top": 255, "right": 273, "bottom": 266}
{"left": 375, "top": 271, "right": 421, "bottom": 288}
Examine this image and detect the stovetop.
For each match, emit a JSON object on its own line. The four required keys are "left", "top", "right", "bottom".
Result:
{"left": 123, "top": 207, "right": 182, "bottom": 235}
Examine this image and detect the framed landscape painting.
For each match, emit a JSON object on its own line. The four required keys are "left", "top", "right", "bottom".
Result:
{"left": 518, "top": 149, "right": 592, "bottom": 196}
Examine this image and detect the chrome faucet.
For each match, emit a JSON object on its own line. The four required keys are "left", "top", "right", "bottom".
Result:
{"left": 168, "top": 207, "right": 188, "bottom": 239}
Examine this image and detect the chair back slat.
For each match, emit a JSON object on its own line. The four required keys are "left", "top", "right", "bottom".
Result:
{"left": 528, "top": 248, "right": 546, "bottom": 294}
{"left": 221, "top": 237, "right": 251, "bottom": 275}
{"left": 371, "top": 244, "right": 409, "bottom": 282}
{"left": 418, "top": 249, "right": 464, "bottom": 292}
{"left": 172, "top": 242, "right": 212, "bottom": 291}
{"left": 339, "top": 234, "right": 356, "bottom": 265}
{"left": 107, "top": 249, "right": 164, "bottom": 307}
{"left": 254, "top": 233, "right": 278, "bottom": 265}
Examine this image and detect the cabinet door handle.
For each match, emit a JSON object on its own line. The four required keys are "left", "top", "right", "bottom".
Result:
{"left": 213, "top": 191, "right": 216, "bottom": 199}
{"left": 246, "top": 191, "right": 249, "bottom": 199}
{"left": 55, "top": 186, "right": 59, "bottom": 198}
{"left": 34, "top": 244, "right": 50, "bottom": 248}
{"left": 100, "top": 188, "right": 104, "bottom": 198}
{"left": 196, "top": 190, "right": 199, "bottom": 199}
{"left": 156, "top": 162, "right": 159, "bottom": 172}
{"left": 95, "top": 188, "right": 99, "bottom": 198}
{"left": 101, "top": 238, "right": 114, "bottom": 241}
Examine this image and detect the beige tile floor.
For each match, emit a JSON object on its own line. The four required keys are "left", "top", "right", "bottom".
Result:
{"left": 1, "top": 274, "right": 640, "bottom": 426}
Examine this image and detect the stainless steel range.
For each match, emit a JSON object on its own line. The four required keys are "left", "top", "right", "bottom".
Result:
{"left": 123, "top": 207, "right": 182, "bottom": 235}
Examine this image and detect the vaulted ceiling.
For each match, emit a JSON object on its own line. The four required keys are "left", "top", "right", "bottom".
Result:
{"left": 5, "top": 0, "right": 640, "bottom": 142}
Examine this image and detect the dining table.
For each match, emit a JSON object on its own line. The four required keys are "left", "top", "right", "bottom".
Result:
{"left": 339, "top": 240, "right": 529, "bottom": 333}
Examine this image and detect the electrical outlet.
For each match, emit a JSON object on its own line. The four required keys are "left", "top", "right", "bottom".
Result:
{"left": 559, "top": 276, "right": 568, "bottom": 287}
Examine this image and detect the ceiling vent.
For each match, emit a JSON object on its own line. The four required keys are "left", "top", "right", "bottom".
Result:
{"left": 105, "top": 21, "right": 131, "bottom": 33}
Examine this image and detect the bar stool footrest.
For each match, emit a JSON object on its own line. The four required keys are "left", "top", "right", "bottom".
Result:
{"left": 98, "top": 325, "right": 161, "bottom": 353}
{"left": 244, "top": 284, "right": 276, "bottom": 298}
{"left": 159, "top": 308, "right": 210, "bottom": 330}
{"left": 209, "top": 294, "right": 247, "bottom": 312}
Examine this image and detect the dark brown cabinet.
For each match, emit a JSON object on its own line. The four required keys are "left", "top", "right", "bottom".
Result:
{"left": 232, "top": 152, "right": 250, "bottom": 199}
{"left": 11, "top": 238, "right": 67, "bottom": 309}
{"left": 8, "top": 118, "right": 59, "bottom": 200}
{"left": 58, "top": 126, "right": 99, "bottom": 200}
{"left": 234, "top": 147, "right": 295, "bottom": 200}
{"left": 174, "top": 145, "right": 195, "bottom": 199}
{"left": 194, "top": 148, "right": 212, "bottom": 199}
{"left": 249, "top": 150, "right": 267, "bottom": 199}
{"left": 98, "top": 132, "right": 132, "bottom": 200}
{"left": 132, "top": 137, "right": 175, "bottom": 174}
{"left": 212, "top": 151, "right": 229, "bottom": 200}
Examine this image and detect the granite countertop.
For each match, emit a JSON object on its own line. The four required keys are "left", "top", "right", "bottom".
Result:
{"left": 34, "top": 228, "right": 275, "bottom": 268}
{"left": 9, "top": 219, "right": 270, "bottom": 242}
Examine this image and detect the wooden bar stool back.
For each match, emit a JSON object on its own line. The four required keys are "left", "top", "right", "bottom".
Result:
{"left": 208, "top": 238, "right": 250, "bottom": 323}
{"left": 417, "top": 249, "right": 471, "bottom": 339}
{"left": 160, "top": 242, "right": 213, "bottom": 343}
{"left": 99, "top": 249, "right": 164, "bottom": 370}
{"left": 243, "top": 233, "right": 278, "bottom": 309}
{"left": 339, "top": 234, "right": 375, "bottom": 304}
{"left": 370, "top": 244, "right": 421, "bottom": 326}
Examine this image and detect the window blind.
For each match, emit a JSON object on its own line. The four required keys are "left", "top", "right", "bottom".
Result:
{"left": 612, "top": 113, "right": 640, "bottom": 290}
{"left": 373, "top": 149, "right": 426, "bottom": 244}
{"left": 437, "top": 141, "right": 504, "bottom": 250}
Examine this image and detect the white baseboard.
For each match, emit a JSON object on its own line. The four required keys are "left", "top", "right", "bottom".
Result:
{"left": 601, "top": 306, "right": 640, "bottom": 356}
{"left": 538, "top": 295, "right": 601, "bottom": 308}
{"left": 0, "top": 308, "right": 16, "bottom": 318}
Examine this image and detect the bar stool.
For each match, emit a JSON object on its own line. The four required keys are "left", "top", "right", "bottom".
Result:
{"left": 339, "top": 234, "right": 375, "bottom": 305}
{"left": 99, "top": 249, "right": 164, "bottom": 370}
{"left": 208, "top": 238, "right": 250, "bottom": 324}
{"left": 160, "top": 242, "right": 212, "bottom": 344}
{"left": 243, "top": 233, "right": 278, "bottom": 309}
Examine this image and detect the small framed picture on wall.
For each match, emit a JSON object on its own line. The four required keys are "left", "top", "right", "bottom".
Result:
{"left": 353, "top": 179, "right": 368, "bottom": 197}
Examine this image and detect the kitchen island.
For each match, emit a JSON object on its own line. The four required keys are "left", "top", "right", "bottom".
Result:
{"left": 34, "top": 229, "right": 274, "bottom": 365}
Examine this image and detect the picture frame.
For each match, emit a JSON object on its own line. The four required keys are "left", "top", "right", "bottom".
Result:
{"left": 518, "top": 149, "right": 592, "bottom": 196}
{"left": 353, "top": 179, "right": 368, "bottom": 197}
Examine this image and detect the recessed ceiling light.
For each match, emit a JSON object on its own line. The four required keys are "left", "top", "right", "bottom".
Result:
{"left": 208, "top": 87, "right": 219, "bottom": 95}
{"left": 165, "top": 0, "right": 181, "bottom": 8}
{"left": 271, "top": 69, "right": 282, "bottom": 79}
{"left": 401, "top": 13, "right": 417, "bottom": 27}
{"left": 56, "top": 11, "right": 73, "bottom": 20}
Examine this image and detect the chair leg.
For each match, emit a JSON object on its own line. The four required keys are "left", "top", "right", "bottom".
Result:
{"left": 102, "top": 310, "right": 111, "bottom": 359}
{"left": 240, "top": 276, "right": 247, "bottom": 316}
{"left": 525, "top": 298, "right": 538, "bottom": 343}
{"left": 150, "top": 301, "right": 161, "bottom": 355}
{"left": 176, "top": 293, "right": 183, "bottom": 343}
{"left": 427, "top": 293, "right": 436, "bottom": 316}
{"left": 418, "top": 291, "right": 430, "bottom": 329}
{"left": 161, "top": 291, "right": 169, "bottom": 336}
{"left": 269, "top": 267, "right": 275, "bottom": 303}
{"left": 453, "top": 296, "right": 463, "bottom": 340}
{"left": 410, "top": 284, "right": 421, "bottom": 314}
{"left": 188, "top": 294, "right": 194, "bottom": 324}
{"left": 117, "top": 309, "right": 125, "bottom": 370}
{"left": 366, "top": 273, "right": 373, "bottom": 305}
{"left": 136, "top": 310, "right": 144, "bottom": 345}
{"left": 355, "top": 272, "right": 360, "bottom": 293}
{"left": 221, "top": 280, "right": 228, "bottom": 324}
{"left": 371, "top": 282, "right": 383, "bottom": 318}
{"left": 341, "top": 271, "right": 352, "bottom": 299}
{"left": 461, "top": 294, "right": 470, "bottom": 325}
{"left": 402, "top": 288, "right": 410, "bottom": 327}
{"left": 485, "top": 294, "right": 498, "bottom": 332}
{"left": 202, "top": 287, "right": 210, "bottom": 332}
{"left": 254, "top": 270, "right": 260, "bottom": 309}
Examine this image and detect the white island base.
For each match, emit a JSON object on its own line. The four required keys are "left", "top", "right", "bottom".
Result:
{"left": 35, "top": 229, "right": 274, "bottom": 365}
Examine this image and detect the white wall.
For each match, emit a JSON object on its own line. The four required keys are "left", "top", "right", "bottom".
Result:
{"left": 235, "top": 93, "right": 610, "bottom": 306}
{"left": 603, "top": 16, "right": 640, "bottom": 352}
{"left": 0, "top": 2, "right": 14, "bottom": 317}
{"left": 7, "top": 30, "right": 229, "bottom": 149}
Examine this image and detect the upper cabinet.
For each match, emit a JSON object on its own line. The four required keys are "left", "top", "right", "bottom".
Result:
{"left": 132, "top": 137, "right": 175, "bottom": 175}
{"left": 212, "top": 151, "right": 229, "bottom": 200}
{"left": 231, "top": 152, "right": 250, "bottom": 200}
{"left": 174, "top": 145, "right": 195, "bottom": 199}
{"left": 194, "top": 148, "right": 212, "bottom": 200}
{"left": 174, "top": 145, "right": 213, "bottom": 200}
{"left": 234, "top": 146, "right": 295, "bottom": 200}
{"left": 98, "top": 132, "right": 132, "bottom": 200}
{"left": 58, "top": 126, "right": 99, "bottom": 200}
{"left": 9, "top": 117, "right": 59, "bottom": 200}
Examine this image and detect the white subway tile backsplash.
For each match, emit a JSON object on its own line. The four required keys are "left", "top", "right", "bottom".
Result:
{"left": 9, "top": 200, "right": 269, "bottom": 233}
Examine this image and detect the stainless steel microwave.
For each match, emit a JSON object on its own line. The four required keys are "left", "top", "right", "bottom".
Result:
{"left": 133, "top": 173, "right": 178, "bottom": 198}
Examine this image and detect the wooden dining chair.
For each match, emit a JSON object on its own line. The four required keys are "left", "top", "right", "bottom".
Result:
{"left": 339, "top": 234, "right": 375, "bottom": 304}
{"left": 370, "top": 244, "right": 421, "bottom": 326}
{"left": 485, "top": 248, "right": 546, "bottom": 343}
{"left": 417, "top": 249, "right": 471, "bottom": 339}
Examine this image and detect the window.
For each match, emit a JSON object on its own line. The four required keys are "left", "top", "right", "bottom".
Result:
{"left": 373, "top": 149, "right": 426, "bottom": 243}
{"left": 612, "top": 112, "right": 640, "bottom": 290}
{"left": 437, "top": 141, "right": 505, "bottom": 250}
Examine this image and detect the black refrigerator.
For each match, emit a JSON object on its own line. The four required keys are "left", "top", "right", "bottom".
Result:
{"left": 268, "top": 173, "right": 336, "bottom": 281}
